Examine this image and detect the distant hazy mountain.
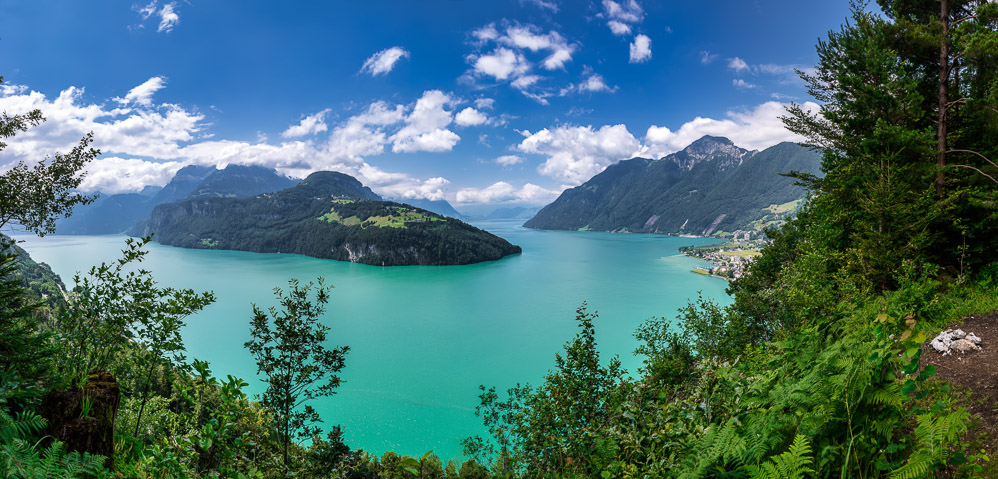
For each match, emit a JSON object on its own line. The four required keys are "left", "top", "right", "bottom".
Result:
{"left": 57, "top": 164, "right": 299, "bottom": 235}
{"left": 486, "top": 206, "right": 540, "bottom": 220}
{"left": 524, "top": 136, "right": 821, "bottom": 237}
{"left": 132, "top": 171, "right": 520, "bottom": 266}
{"left": 390, "top": 198, "right": 465, "bottom": 219}
{"left": 183, "top": 164, "right": 298, "bottom": 200}
{"left": 55, "top": 165, "right": 215, "bottom": 235}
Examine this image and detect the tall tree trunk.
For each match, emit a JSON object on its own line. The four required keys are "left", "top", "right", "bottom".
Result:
{"left": 937, "top": 0, "right": 950, "bottom": 198}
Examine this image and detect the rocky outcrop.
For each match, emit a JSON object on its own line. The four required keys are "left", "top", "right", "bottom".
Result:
{"left": 930, "top": 328, "right": 983, "bottom": 355}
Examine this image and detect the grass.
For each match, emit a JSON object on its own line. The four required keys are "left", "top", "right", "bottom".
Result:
{"left": 200, "top": 238, "right": 218, "bottom": 247}
{"left": 691, "top": 268, "right": 711, "bottom": 276}
{"left": 319, "top": 206, "right": 444, "bottom": 229}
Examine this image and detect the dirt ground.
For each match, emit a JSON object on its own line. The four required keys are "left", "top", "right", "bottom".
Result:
{"left": 920, "top": 311, "right": 998, "bottom": 456}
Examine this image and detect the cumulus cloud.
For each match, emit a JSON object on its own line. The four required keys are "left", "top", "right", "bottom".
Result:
{"left": 157, "top": 3, "right": 179, "bottom": 32}
{"left": 629, "top": 34, "right": 652, "bottom": 63}
{"left": 0, "top": 81, "right": 460, "bottom": 199}
{"left": 559, "top": 71, "right": 616, "bottom": 95}
{"left": 495, "top": 154, "right": 524, "bottom": 166}
{"left": 732, "top": 79, "right": 756, "bottom": 89}
{"left": 644, "top": 101, "right": 819, "bottom": 156}
{"left": 281, "top": 109, "right": 332, "bottom": 138}
{"left": 455, "top": 181, "right": 559, "bottom": 204}
{"left": 518, "top": 124, "right": 642, "bottom": 184}
{"left": 136, "top": 1, "right": 157, "bottom": 20}
{"left": 361, "top": 46, "right": 411, "bottom": 76}
{"left": 474, "top": 98, "right": 495, "bottom": 110}
{"left": 728, "top": 57, "right": 749, "bottom": 73}
{"left": 465, "top": 21, "right": 586, "bottom": 103}
{"left": 699, "top": 50, "right": 719, "bottom": 64}
{"left": 602, "top": 0, "right": 644, "bottom": 24}
{"left": 115, "top": 76, "right": 167, "bottom": 107}
{"left": 390, "top": 90, "right": 461, "bottom": 153}
{"left": 607, "top": 20, "right": 632, "bottom": 36}
{"left": 471, "top": 47, "right": 529, "bottom": 81}
{"left": 455, "top": 107, "right": 489, "bottom": 127}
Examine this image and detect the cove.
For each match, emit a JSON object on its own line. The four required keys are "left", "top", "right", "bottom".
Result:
{"left": 15, "top": 220, "right": 729, "bottom": 459}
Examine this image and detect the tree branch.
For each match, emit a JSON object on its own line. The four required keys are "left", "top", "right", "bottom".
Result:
{"left": 947, "top": 149, "right": 998, "bottom": 169}
{"left": 952, "top": 165, "right": 998, "bottom": 184}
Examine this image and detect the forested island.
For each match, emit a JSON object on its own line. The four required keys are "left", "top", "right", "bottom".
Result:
{"left": 131, "top": 171, "right": 522, "bottom": 266}
{"left": 2, "top": 1, "right": 998, "bottom": 478}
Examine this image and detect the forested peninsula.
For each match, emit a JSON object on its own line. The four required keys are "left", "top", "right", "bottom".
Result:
{"left": 131, "top": 171, "right": 522, "bottom": 266}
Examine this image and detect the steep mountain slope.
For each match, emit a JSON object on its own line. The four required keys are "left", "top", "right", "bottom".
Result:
{"left": 132, "top": 171, "right": 520, "bottom": 266}
{"left": 183, "top": 164, "right": 298, "bottom": 199}
{"left": 524, "top": 136, "right": 820, "bottom": 236}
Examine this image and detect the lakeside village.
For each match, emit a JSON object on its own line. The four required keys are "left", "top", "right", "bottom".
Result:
{"left": 679, "top": 230, "right": 765, "bottom": 280}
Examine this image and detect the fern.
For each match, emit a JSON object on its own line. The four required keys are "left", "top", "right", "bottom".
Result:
{"left": 0, "top": 409, "right": 46, "bottom": 443}
{"left": 889, "top": 409, "right": 969, "bottom": 479}
{"left": 1, "top": 438, "right": 106, "bottom": 478}
{"left": 747, "top": 434, "right": 814, "bottom": 479}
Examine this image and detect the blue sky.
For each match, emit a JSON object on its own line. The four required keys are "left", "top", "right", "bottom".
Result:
{"left": 0, "top": 0, "right": 853, "bottom": 206}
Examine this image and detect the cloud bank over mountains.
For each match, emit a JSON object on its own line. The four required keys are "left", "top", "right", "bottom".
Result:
{"left": 0, "top": 76, "right": 814, "bottom": 204}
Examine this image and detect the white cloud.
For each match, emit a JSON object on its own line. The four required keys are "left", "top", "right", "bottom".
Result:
{"left": 495, "top": 155, "right": 524, "bottom": 166}
{"left": 521, "top": 0, "right": 558, "bottom": 12}
{"left": 471, "top": 48, "right": 529, "bottom": 81}
{"left": 518, "top": 124, "right": 642, "bottom": 184}
{"left": 699, "top": 50, "right": 719, "bottom": 64}
{"left": 455, "top": 181, "right": 559, "bottom": 204}
{"left": 390, "top": 90, "right": 461, "bottom": 153}
{"left": 498, "top": 25, "right": 575, "bottom": 70}
{"left": 474, "top": 98, "right": 495, "bottom": 110}
{"left": 455, "top": 107, "right": 489, "bottom": 127}
{"left": 644, "top": 101, "right": 819, "bottom": 156}
{"left": 115, "top": 76, "right": 167, "bottom": 107}
{"left": 732, "top": 79, "right": 756, "bottom": 89}
{"left": 728, "top": 57, "right": 749, "bottom": 73}
{"left": 136, "top": 1, "right": 157, "bottom": 20}
{"left": 0, "top": 81, "right": 461, "bottom": 199}
{"left": 607, "top": 20, "right": 632, "bottom": 36}
{"left": 157, "top": 3, "right": 179, "bottom": 33}
{"left": 559, "top": 72, "right": 616, "bottom": 95}
{"left": 282, "top": 109, "right": 332, "bottom": 138}
{"left": 602, "top": 0, "right": 644, "bottom": 24}
{"left": 80, "top": 157, "right": 182, "bottom": 194}
{"left": 629, "top": 34, "right": 652, "bottom": 63}
{"left": 360, "top": 46, "right": 411, "bottom": 76}
{"left": 472, "top": 24, "right": 500, "bottom": 43}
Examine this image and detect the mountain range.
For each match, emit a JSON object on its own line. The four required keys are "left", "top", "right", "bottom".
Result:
{"left": 524, "top": 136, "right": 821, "bottom": 237}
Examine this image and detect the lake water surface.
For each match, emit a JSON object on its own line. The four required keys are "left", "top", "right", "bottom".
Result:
{"left": 16, "top": 220, "right": 728, "bottom": 459}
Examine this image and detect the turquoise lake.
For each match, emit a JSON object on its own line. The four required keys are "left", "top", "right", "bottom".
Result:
{"left": 15, "top": 220, "right": 729, "bottom": 459}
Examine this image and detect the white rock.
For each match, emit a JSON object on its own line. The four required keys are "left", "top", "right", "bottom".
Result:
{"left": 966, "top": 332, "right": 982, "bottom": 344}
{"left": 951, "top": 329, "right": 967, "bottom": 339}
{"left": 930, "top": 337, "right": 950, "bottom": 353}
{"left": 951, "top": 339, "right": 980, "bottom": 353}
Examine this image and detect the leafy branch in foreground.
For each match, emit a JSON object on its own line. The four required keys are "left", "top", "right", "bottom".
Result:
{"left": 245, "top": 277, "right": 349, "bottom": 473}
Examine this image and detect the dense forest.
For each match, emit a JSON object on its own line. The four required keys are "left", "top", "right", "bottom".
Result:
{"left": 132, "top": 171, "right": 522, "bottom": 266}
{"left": 2, "top": 0, "right": 998, "bottom": 477}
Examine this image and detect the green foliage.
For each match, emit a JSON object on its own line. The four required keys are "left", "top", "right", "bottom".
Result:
{"left": 0, "top": 407, "right": 106, "bottom": 479}
{"left": 58, "top": 236, "right": 214, "bottom": 386}
{"left": 245, "top": 277, "right": 349, "bottom": 471}
{"left": 465, "top": 303, "right": 625, "bottom": 477}
{"left": 746, "top": 435, "right": 813, "bottom": 479}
